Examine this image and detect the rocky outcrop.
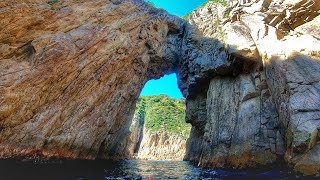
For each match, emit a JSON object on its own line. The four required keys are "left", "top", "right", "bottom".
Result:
{"left": 128, "top": 115, "right": 144, "bottom": 155}
{"left": 196, "top": 71, "right": 284, "bottom": 168}
{"left": 0, "top": 0, "right": 183, "bottom": 160}
{"left": 181, "top": 0, "right": 320, "bottom": 175}
{"left": 136, "top": 129, "right": 186, "bottom": 160}
{"left": 128, "top": 95, "right": 189, "bottom": 160}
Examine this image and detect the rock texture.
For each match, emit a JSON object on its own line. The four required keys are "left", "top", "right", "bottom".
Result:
{"left": 136, "top": 129, "right": 186, "bottom": 160}
{"left": 1, "top": 0, "right": 320, "bottom": 176}
{"left": 197, "top": 72, "right": 283, "bottom": 168}
{"left": 182, "top": 0, "right": 320, "bottom": 175}
{"left": 127, "top": 96, "right": 189, "bottom": 160}
{"left": 0, "top": 0, "right": 183, "bottom": 159}
{"left": 128, "top": 115, "right": 144, "bottom": 156}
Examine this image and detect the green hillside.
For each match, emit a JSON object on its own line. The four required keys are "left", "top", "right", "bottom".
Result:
{"left": 134, "top": 95, "right": 191, "bottom": 140}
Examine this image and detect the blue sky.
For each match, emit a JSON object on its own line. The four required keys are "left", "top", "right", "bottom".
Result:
{"left": 141, "top": 0, "right": 206, "bottom": 98}
{"left": 141, "top": 74, "right": 183, "bottom": 98}
{"left": 145, "top": 0, "right": 206, "bottom": 16}
{"left": 146, "top": 0, "right": 206, "bottom": 17}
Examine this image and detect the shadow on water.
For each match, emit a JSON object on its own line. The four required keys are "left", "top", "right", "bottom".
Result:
{"left": 0, "top": 159, "right": 300, "bottom": 180}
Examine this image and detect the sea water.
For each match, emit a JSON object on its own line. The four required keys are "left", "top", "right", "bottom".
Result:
{"left": 0, "top": 159, "right": 297, "bottom": 179}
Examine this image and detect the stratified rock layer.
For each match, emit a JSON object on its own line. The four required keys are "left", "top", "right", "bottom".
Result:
{"left": 0, "top": 0, "right": 183, "bottom": 159}
{"left": 136, "top": 129, "right": 186, "bottom": 160}
{"left": 181, "top": 0, "right": 320, "bottom": 175}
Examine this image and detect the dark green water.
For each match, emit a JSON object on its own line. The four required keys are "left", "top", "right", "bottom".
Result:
{"left": 0, "top": 159, "right": 302, "bottom": 179}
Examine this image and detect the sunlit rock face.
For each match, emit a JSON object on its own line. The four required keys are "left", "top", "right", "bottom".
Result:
{"left": 136, "top": 129, "right": 186, "bottom": 160}
{"left": 0, "top": 0, "right": 183, "bottom": 159}
{"left": 127, "top": 96, "right": 189, "bottom": 160}
{"left": 181, "top": 0, "right": 320, "bottom": 175}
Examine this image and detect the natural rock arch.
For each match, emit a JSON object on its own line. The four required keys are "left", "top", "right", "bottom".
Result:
{"left": 1, "top": 0, "right": 320, "bottom": 176}
{"left": 0, "top": 0, "right": 182, "bottom": 159}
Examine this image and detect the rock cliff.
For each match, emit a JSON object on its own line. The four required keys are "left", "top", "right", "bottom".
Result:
{"left": 135, "top": 129, "right": 186, "bottom": 160}
{"left": 0, "top": 0, "right": 320, "bottom": 176}
{"left": 0, "top": 0, "right": 183, "bottom": 159}
{"left": 181, "top": 0, "right": 320, "bottom": 175}
{"left": 128, "top": 95, "right": 189, "bottom": 160}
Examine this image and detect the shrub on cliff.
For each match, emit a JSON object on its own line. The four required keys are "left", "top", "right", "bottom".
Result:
{"left": 134, "top": 95, "right": 190, "bottom": 140}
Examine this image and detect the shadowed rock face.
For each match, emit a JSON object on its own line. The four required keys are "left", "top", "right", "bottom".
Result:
{"left": 1, "top": 0, "right": 320, "bottom": 176}
{"left": 182, "top": 0, "right": 320, "bottom": 175}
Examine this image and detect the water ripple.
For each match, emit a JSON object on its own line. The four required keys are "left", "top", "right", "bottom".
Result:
{"left": 0, "top": 159, "right": 295, "bottom": 180}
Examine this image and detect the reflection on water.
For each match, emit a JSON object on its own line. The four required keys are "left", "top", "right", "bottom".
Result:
{"left": 0, "top": 159, "right": 295, "bottom": 180}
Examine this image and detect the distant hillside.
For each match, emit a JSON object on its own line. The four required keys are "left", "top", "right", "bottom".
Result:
{"left": 134, "top": 95, "right": 190, "bottom": 140}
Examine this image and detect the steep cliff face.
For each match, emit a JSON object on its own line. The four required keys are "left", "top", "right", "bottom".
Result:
{"left": 181, "top": 0, "right": 320, "bottom": 175}
{"left": 136, "top": 129, "right": 186, "bottom": 160}
{"left": 128, "top": 95, "right": 189, "bottom": 160}
{"left": 0, "top": 0, "right": 183, "bottom": 159}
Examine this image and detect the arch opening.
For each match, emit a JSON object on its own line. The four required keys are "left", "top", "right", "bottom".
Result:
{"left": 128, "top": 73, "right": 191, "bottom": 160}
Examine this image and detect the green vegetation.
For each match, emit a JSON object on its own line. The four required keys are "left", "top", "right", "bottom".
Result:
{"left": 134, "top": 98, "right": 146, "bottom": 127}
{"left": 146, "top": 1, "right": 156, "bottom": 8}
{"left": 134, "top": 95, "right": 191, "bottom": 140}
